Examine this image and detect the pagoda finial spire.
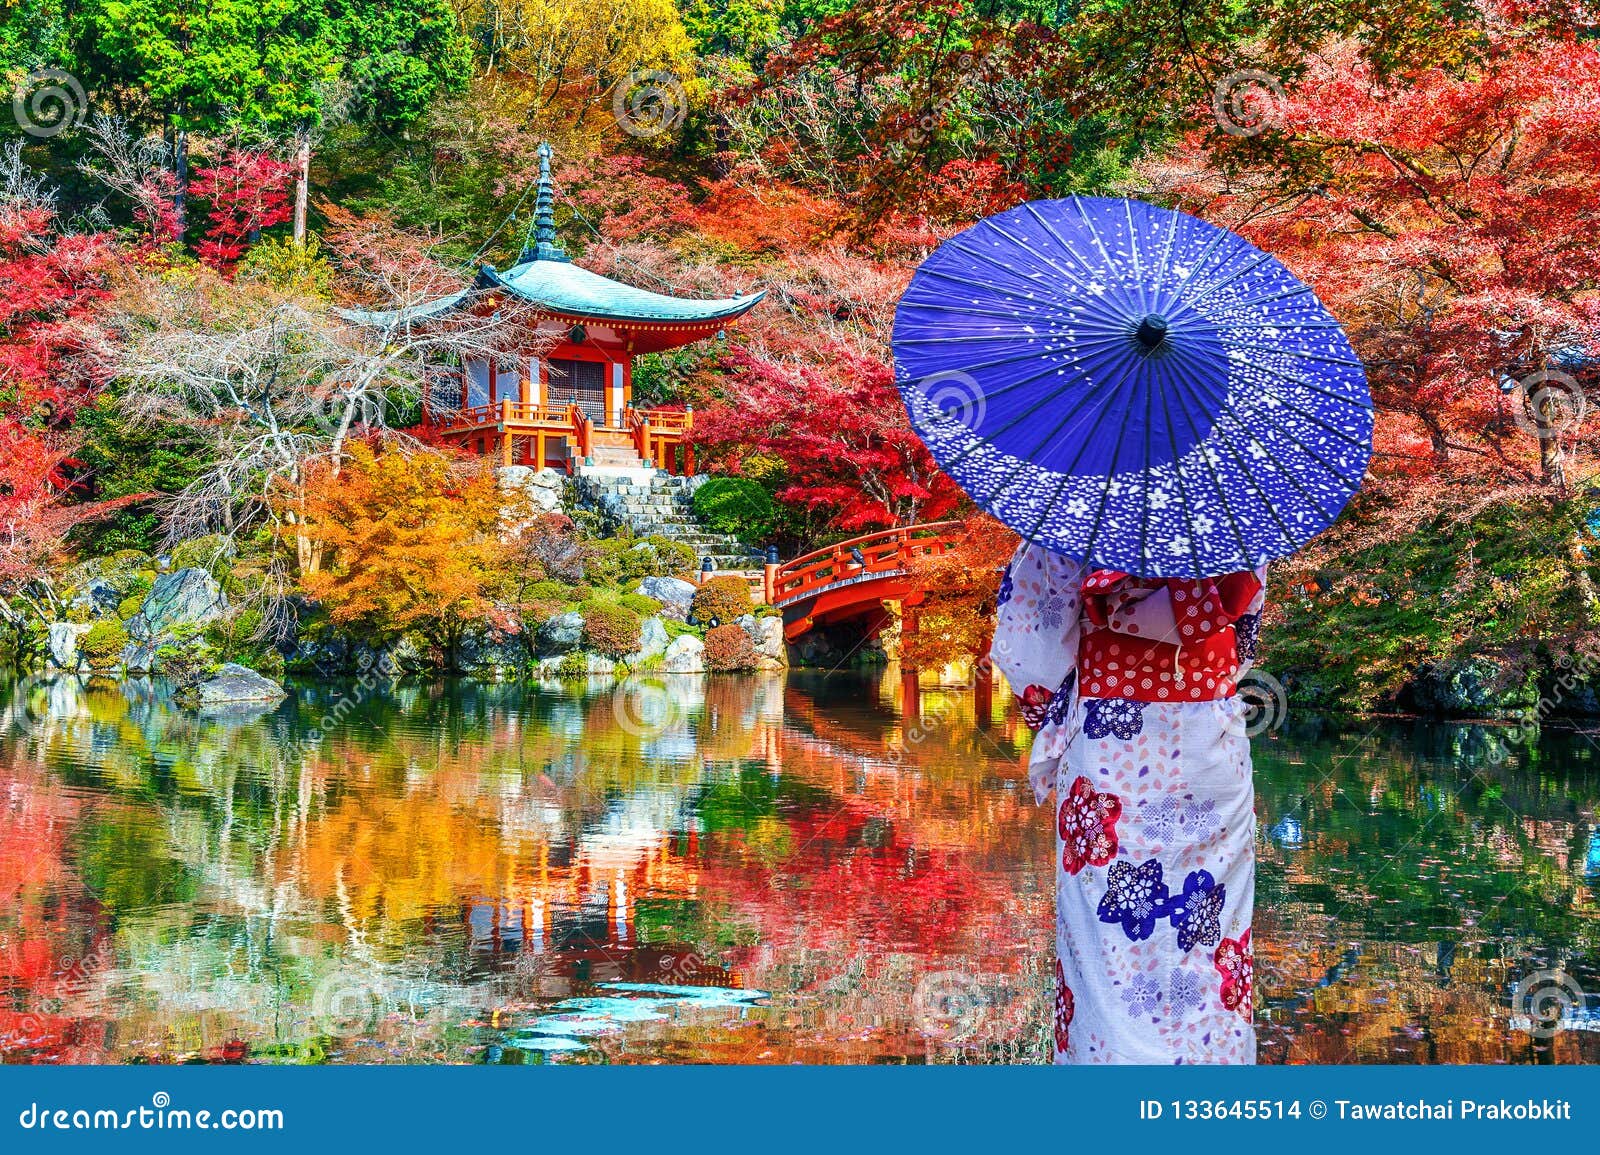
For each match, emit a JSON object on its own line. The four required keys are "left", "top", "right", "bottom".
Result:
{"left": 524, "top": 142, "right": 569, "bottom": 264}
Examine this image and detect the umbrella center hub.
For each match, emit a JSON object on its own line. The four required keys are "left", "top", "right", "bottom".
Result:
{"left": 1135, "top": 313, "right": 1169, "bottom": 351}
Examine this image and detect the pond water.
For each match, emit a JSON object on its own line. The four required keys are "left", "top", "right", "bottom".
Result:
{"left": 2, "top": 668, "right": 1598, "bottom": 1065}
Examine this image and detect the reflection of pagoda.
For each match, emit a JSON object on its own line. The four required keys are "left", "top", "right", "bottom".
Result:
{"left": 369, "top": 143, "right": 763, "bottom": 475}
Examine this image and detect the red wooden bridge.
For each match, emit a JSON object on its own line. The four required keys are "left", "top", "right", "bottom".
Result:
{"left": 755, "top": 521, "right": 961, "bottom": 643}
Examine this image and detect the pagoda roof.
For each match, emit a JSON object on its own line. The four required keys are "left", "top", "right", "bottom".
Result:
{"left": 480, "top": 258, "right": 763, "bottom": 326}
{"left": 337, "top": 141, "right": 762, "bottom": 333}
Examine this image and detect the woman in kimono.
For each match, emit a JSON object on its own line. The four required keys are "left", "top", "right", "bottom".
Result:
{"left": 992, "top": 543, "right": 1266, "bottom": 1064}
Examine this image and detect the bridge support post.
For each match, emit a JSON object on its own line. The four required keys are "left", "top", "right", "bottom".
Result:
{"left": 900, "top": 603, "right": 921, "bottom": 717}
{"left": 974, "top": 633, "right": 994, "bottom": 730}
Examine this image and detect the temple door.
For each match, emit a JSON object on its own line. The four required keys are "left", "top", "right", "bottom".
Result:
{"left": 548, "top": 358, "right": 608, "bottom": 424}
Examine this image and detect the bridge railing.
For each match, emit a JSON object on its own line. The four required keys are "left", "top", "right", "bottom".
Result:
{"left": 770, "top": 521, "right": 960, "bottom": 608}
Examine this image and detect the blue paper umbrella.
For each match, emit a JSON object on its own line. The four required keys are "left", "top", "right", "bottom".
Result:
{"left": 893, "top": 196, "right": 1372, "bottom": 578}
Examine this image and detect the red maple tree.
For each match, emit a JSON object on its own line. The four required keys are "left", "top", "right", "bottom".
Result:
{"left": 190, "top": 148, "right": 297, "bottom": 269}
{"left": 1144, "top": 26, "right": 1600, "bottom": 492}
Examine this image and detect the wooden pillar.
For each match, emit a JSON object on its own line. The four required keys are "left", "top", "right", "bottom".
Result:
{"left": 974, "top": 633, "right": 994, "bottom": 731}
{"left": 535, "top": 431, "right": 545, "bottom": 471}
{"left": 901, "top": 604, "right": 920, "bottom": 717}
{"left": 683, "top": 443, "right": 695, "bottom": 477}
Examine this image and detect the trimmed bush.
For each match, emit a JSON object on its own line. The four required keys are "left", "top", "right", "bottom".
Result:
{"left": 690, "top": 575, "right": 752, "bottom": 626}
{"left": 692, "top": 476, "right": 776, "bottom": 542}
{"left": 581, "top": 602, "right": 642, "bottom": 658}
{"left": 117, "top": 594, "right": 145, "bottom": 619}
{"left": 703, "top": 623, "right": 758, "bottom": 671}
{"left": 81, "top": 619, "right": 129, "bottom": 671}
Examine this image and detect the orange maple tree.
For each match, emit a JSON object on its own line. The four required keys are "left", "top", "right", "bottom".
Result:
{"left": 290, "top": 444, "right": 526, "bottom": 665}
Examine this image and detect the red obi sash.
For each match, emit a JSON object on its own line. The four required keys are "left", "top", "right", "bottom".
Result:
{"left": 1076, "top": 569, "right": 1260, "bottom": 703}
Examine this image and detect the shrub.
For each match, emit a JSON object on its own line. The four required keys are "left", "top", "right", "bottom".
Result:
{"left": 80, "top": 619, "right": 129, "bottom": 671}
{"left": 690, "top": 575, "right": 752, "bottom": 626}
{"left": 587, "top": 535, "right": 696, "bottom": 585}
{"left": 704, "top": 623, "right": 757, "bottom": 671}
{"left": 581, "top": 602, "right": 642, "bottom": 658}
{"left": 618, "top": 592, "right": 663, "bottom": 617}
{"left": 118, "top": 594, "right": 145, "bottom": 620}
{"left": 692, "top": 476, "right": 776, "bottom": 542}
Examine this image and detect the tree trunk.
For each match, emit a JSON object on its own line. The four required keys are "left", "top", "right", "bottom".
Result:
{"left": 173, "top": 127, "right": 189, "bottom": 244}
{"left": 292, "top": 131, "right": 310, "bottom": 247}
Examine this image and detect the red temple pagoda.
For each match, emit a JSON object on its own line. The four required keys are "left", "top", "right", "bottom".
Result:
{"left": 384, "top": 144, "right": 764, "bottom": 475}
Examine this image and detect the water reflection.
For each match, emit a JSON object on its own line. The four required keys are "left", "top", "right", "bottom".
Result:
{"left": 1, "top": 669, "right": 1597, "bottom": 1064}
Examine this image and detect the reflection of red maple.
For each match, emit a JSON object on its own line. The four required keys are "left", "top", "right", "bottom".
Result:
{"left": 0, "top": 765, "right": 110, "bottom": 1062}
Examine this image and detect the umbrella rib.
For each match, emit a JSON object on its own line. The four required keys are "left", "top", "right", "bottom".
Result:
{"left": 941, "top": 229, "right": 1105, "bottom": 301}
{"left": 900, "top": 332, "right": 1126, "bottom": 391}
{"left": 1151, "top": 361, "right": 1255, "bottom": 569}
{"left": 1233, "top": 388, "right": 1369, "bottom": 452}
{"left": 1180, "top": 247, "right": 1278, "bottom": 308}
{"left": 1152, "top": 375, "right": 1209, "bottom": 579}
{"left": 1016, "top": 203, "right": 1127, "bottom": 290}
{"left": 1019, "top": 343, "right": 1150, "bottom": 549}
{"left": 1159, "top": 369, "right": 1313, "bottom": 558}
{"left": 1211, "top": 388, "right": 1367, "bottom": 491}
{"left": 1231, "top": 360, "right": 1372, "bottom": 447}
{"left": 1077, "top": 350, "right": 1153, "bottom": 564}
{"left": 907, "top": 263, "right": 1091, "bottom": 313}
{"left": 1139, "top": 210, "right": 1182, "bottom": 570}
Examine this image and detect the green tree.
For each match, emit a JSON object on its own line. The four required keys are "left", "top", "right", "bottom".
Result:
{"left": 71, "top": 0, "right": 342, "bottom": 238}
{"left": 328, "top": 0, "right": 472, "bottom": 129}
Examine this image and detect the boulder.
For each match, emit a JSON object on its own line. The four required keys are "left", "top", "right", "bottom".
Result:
{"left": 1412, "top": 656, "right": 1540, "bottom": 717}
{"left": 187, "top": 662, "right": 287, "bottom": 705}
{"left": 635, "top": 576, "right": 697, "bottom": 609}
{"left": 624, "top": 616, "right": 670, "bottom": 665}
{"left": 457, "top": 626, "right": 527, "bottom": 675}
{"left": 537, "top": 611, "right": 585, "bottom": 655}
{"left": 47, "top": 622, "right": 91, "bottom": 670}
{"left": 127, "top": 568, "right": 226, "bottom": 641}
{"left": 287, "top": 636, "right": 350, "bottom": 675}
{"left": 662, "top": 634, "right": 705, "bottom": 674}
{"left": 497, "top": 465, "right": 566, "bottom": 512}
{"left": 120, "top": 639, "right": 159, "bottom": 674}
{"left": 70, "top": 576, "right": 123, "bottom": 617}
{"left": 739, "top": 614, "right": 788, "bottom": 670}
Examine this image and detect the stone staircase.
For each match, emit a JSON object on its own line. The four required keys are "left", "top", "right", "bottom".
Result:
{"left": 574, "top": 469, "right": 766, "bottom": 570}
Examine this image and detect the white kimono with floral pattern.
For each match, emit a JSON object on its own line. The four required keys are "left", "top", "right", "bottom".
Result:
{"left": 992, "top": 542, "right": 1262, "bottom": 1065}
